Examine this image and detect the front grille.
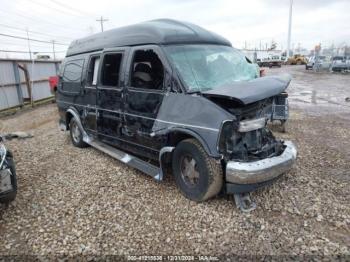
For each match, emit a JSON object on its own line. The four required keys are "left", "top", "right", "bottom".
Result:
{"left": 228, "top": 128, "right": 284, "bottom": 162}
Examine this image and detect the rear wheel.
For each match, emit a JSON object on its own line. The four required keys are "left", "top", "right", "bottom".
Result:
{"left": 69, "top": 118, "right": 88, "bottom": 148}
{"left": 172, "top": 139, "right": 223, "bottom": 202}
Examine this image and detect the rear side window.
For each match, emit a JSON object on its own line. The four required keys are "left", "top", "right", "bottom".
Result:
{"left": 86, "top": 56, "right": 100, "bottom": 86}
{"left": 101, "top": 53, "right": 123, "bottom": 87}
{"left": 62, "top": 59, "right": 84, "bottom": 83}
{"left": 61, "top": 59, "right": 84, "bottom": 93}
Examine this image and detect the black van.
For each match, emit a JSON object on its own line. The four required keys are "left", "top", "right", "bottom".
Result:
{"left": 57, "top": 19, "right": 297, "bottom": 211}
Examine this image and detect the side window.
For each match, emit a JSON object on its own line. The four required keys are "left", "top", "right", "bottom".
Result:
{"left": 87, "top": 56, "right": 100, "bottom": 86}
{"left": 130, "top": 49, "right": 164, "bottom": 90}
{"left": 62, "top": 59, "right": 84, "bottom": 92}
{"left": 62, "top": 59, "right": 84, "bottom": 83}
{"left": 101, "top": 53, "right": 123, "bottom": 87}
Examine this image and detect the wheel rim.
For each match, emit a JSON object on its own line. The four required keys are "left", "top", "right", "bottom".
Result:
{"left": 180, "top": 154, "right": 200, "bottom": 187}
{"left": 71, "top": 121, "right": 81, "bottom": 143}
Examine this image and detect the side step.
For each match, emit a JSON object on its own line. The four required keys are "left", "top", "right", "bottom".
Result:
{"left": 85, "top": 138, "right": 162, "bottom": 181}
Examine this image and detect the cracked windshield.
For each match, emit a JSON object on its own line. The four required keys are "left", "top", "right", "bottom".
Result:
{"left": 166, "top": 45, "right": 259, "bottom": 91}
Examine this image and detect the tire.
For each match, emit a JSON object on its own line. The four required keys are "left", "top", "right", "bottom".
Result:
{"left": 0, "top": 151, "right": 17, "bottom": 204}
{"left": 280, "top": 120, "right": 288, "bottom": 133}
{"left": 172, "top": 139, "right": 223, "bottom": 202}
{"left": 69, "top": 118, "right": 88, "bottom": 148}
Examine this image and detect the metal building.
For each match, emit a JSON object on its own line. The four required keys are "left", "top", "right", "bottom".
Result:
{"left": 0, "top": 58, "right": 61, "bottom": 111}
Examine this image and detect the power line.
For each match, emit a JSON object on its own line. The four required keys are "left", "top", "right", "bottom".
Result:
{"left": 0, "top": 23, "right": 74, "bottom": 41}
{"left": 0, "top": 33, "right": 69, "bottom": 46}
{"left": 30, "top": 0, "right": 92, "bottom": 19}
{"left": 0, "top": 50, "right": 66, "bottom": 53}
{"left": 0, "top": 40, "right": 66, "bottom": 50}
{"left": 0, "top": 8, "right": 84, "bottom": 34}
{"left": 49, "top": 0, "right": 95, "bottom": 16}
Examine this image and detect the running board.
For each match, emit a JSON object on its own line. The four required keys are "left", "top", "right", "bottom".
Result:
{"left": 85, "top": 138, "right": 162, "bottom": 181}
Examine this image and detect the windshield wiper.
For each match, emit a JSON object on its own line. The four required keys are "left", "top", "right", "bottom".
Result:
{"left": 187, "top": 90, "right": 202, "bottom": 94}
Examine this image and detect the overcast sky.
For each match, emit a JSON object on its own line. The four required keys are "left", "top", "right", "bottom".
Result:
{"left": 0, "top": 0, "right": 349, "bottom": 59}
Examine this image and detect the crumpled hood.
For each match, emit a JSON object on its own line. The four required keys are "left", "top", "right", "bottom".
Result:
{"left": 202, "top": 73, "right": 292, "bottom": 105}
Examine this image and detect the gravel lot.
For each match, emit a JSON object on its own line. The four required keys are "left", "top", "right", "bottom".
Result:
{"left": 0, "top": 66, "right": 349, "bottom": 257}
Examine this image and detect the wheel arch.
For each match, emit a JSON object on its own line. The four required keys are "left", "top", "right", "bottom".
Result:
{"left": 158, "top": 127, "right": 220, "bottom": 181}
{"left": 165, "top": 128, "right": 214, "bottom": 158}
{"left": 65, "top": 107, "right": 83, "bottom": 132}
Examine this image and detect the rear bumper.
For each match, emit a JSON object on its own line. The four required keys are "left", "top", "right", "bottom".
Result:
{"left": 332, "top": 65, "right": 349, "bottom": 71}
{"left": 225, "top": 141, "right": 297, "bottom": 191}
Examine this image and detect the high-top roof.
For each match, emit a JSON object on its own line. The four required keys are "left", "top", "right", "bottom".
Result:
{"left": 66, "top": 19, "right": 232, "bottom": 57}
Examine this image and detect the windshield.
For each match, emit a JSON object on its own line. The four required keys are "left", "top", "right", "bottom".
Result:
{"left": 333, "top": 56, "right": 344, "bottom": 61}
{"left": 165, "top": 45, "right": 258, "bottom": 92}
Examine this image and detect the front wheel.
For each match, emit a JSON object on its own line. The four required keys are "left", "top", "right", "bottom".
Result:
{"left": 69, "top": 118, "right": 88, "bottom": 148}
{"left": 172, "top": 139, "right": 223, "bottom": 202}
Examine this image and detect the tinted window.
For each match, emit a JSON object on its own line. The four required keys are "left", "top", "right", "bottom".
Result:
{"left": 87, "top": 56, "right": 100, "bottom": 86}
{"left": 63, "top": 59, "right": 84, "bottom": 82}
{"left": 101, "top": 53, "right": 123, "bottom": 87}
{"left": 130, "top": 49, "right": 164, "bottom": 90}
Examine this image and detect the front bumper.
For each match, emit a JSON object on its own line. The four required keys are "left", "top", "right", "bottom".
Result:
{"left": 225, "top": 141, "right": 297, "bottom": 186}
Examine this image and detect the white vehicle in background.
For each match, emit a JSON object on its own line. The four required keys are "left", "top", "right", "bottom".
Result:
{"left": 306, "top": 56, "right": 332, "bottom": 71}
{"left": 331, "top": 56, "right": 350, "bottom": 72}
{"left": 260, "top": 55, "right": 283, "bottom": 68}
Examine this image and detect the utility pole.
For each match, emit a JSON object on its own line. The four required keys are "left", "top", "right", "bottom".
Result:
{"left": 51, "top": 40, "right": 56, "bottom": 60}
{"left": 96, "top": 16, "right": 108, "bottom": 32}
{"left": 26, "top": 28, "right": 32, "bottom": 60}
{"left": 26, "top": 28, "right": 34, "bottom": 106}
{"left": 286, "top": 0, "right": 293, "bottom": 58}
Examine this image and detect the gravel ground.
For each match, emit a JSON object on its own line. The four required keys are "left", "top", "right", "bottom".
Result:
{"left": 0, "top": 66, "right": 349, "bottom": 257}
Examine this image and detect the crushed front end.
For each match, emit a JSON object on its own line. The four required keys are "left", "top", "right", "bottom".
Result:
{"left": 216, "top": 97, "right": 297, "bottom": 194}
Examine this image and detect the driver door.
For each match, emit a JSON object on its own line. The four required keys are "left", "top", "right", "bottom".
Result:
{"left": 122, "top": 45, "right": 171, "bottom": 151}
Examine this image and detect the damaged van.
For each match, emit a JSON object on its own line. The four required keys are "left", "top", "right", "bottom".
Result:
{"left": 56, "top": 19, "right": 297, "bottom": 211}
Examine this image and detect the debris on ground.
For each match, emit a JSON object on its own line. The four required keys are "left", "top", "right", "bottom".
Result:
{"left": 3, "top": 132, "right": 33, "bottom": 140}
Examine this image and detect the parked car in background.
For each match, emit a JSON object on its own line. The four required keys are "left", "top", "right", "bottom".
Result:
{"left": 36, "top": 54, "right": 51, "bottom": 60}
{"left": 0, "top": 136, "right": 17, "bottom": 204}
{"left": 56, "top": 19, "right": 297, "bottom": 211}
{"left": 259, "top": 55, "right": 283, "bottom": 68}
{"left": 49, "top": 75, "right": 59, "bottom": 100}
{"left": 305, "top": 56, "right": 332, "bottom": 71}
{"left": 331, "top": 56, "right": 350, "bottom": 72}
{"left": 266, "top": 55, "right": 283, "bottom": 68}
{"left": 256, "top": 58, "right": 262, "bottom": 67}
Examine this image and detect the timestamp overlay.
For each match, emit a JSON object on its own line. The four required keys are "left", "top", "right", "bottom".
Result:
{"left": 127, "top": 255, "right": 219, "bottom": 261}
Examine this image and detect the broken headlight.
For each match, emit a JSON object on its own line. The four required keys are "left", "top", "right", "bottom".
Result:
{"left": 217, "top": 120, "right": 238, "bottom": 154}
{"left": 238, "top": 117, "right": 266, "bottom": 133}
